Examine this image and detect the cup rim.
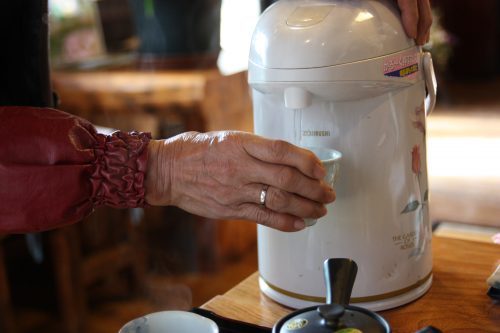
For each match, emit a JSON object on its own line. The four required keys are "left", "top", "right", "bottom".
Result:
{"left": 302, "top": 146, "right": 342, "bottom": 162}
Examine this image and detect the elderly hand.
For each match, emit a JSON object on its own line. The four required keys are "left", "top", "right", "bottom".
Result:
{"left": 397, "top": 0, "right": 433, "bottom": 45}
{"left": 146, "top": 131, "right": 336, "bottom": 232}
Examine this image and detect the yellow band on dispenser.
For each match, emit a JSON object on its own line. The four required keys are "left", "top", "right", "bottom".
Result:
{"left": 261, "top": 271, "right": 432, "bottom": 304}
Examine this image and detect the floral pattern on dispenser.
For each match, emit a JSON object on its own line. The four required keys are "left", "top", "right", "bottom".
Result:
{"left": 401, "top": 102, "right": 430, "bottom": 259}
{"left": 401, "top": 144, "right": 428, "bottom": 214}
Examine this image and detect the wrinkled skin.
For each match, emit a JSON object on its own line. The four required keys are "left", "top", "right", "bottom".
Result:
{"left": 146, "top": 131, "right": 336, "bottom": 232}
{"left": 398, "top": 0, "right": 433, "bottom": 45}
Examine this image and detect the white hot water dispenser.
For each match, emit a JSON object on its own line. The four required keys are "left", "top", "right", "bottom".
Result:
{"left": 249, "top": 0, "right": 437, "bottom": 311}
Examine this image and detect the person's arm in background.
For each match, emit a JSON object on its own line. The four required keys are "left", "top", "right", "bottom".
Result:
{"left": 0, "top": 106, "right": 151, "bottom": 233}
{"left": 0, "top": 107, "right": 334, "bottom": 234}
{"left": 397, "top": 0, "right": 433, "bottom": 45}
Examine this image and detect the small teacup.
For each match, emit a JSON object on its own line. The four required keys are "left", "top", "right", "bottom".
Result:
{"left": 118, "top": 311, "right": 218, "bottom": 333}
{"left": 303, "top": 146, "right": 342, "bottom": 227}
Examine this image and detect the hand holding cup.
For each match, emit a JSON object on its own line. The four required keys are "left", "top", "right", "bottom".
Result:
{"left": 302, "top": 146, "right": 342, "bottom": 227}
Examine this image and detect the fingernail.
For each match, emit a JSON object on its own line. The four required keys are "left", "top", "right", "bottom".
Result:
{"left": 294, "top": 219, "right": 305, "bottom": 230}
{"left": 326, "top": 189, "right": 336, "bottom": 202}
{"left": 314, "top": 163, "right": 326, "bottom": 179}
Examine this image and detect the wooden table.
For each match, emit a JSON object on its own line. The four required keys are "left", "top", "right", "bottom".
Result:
{"left": 202, "top": 236, "right": 500, "bottom": 332}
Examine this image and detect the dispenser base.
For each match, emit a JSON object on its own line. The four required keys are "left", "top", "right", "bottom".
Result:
{"left": 259, "top": 274, "right": 433, "bottom": 311}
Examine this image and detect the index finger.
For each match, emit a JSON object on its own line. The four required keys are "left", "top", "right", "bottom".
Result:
{"left": 398, "top": 0, "right": 419, "bottom": 39}
{"left": 416, "top": 0, "right": 433, "bottom": 45}
{"left": 242, "top": 135, "right": 325, "bottom": 180}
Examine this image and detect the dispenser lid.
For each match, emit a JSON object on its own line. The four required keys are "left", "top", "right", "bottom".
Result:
{"left": 249, "top": 0, "right": 414, "bottom": 69}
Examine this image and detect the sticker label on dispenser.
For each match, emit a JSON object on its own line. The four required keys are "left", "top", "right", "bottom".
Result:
{"left": 383, "top": 51, "right": 419, "bottom": 78}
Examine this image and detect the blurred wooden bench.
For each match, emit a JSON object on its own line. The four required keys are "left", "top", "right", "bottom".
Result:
{"left": 49, "top": 208, "right": 145, "bottom": 333}
{"left": 49, "top": 68, "right": 257, "bottom": 332}
{"left": 52, "top": 68, "right": 257, "bottom": 269}
{"left": 52, "top": 69, "right": 254, "bottom": 136}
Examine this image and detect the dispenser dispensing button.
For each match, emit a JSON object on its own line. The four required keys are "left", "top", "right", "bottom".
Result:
{"left": 286, "top": 5, "right": 334, "bottom": 27}
{"left": 284, "top": 87, "right": 312, "bottom": 109}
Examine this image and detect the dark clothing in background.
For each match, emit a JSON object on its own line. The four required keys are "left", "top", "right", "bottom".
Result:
{"left": 0, "top": 0, "right": 52, "bottom": 107}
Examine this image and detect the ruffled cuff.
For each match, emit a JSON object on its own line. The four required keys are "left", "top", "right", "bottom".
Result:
{"left": 90, "top": 131, "right": 151, "bottom": 208}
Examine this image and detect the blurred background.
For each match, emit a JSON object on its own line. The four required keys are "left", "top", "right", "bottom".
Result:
{"left": 0, "top": 0, "right": 499, "bottom": 332}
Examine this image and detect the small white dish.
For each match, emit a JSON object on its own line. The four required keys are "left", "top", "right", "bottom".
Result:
{"left": 118, "top": 311, "right": 219, "bottom": 333}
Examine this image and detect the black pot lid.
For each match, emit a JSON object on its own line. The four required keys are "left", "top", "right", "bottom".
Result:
{"left": 275, "top": 304, "right": 390, "bottom": 333}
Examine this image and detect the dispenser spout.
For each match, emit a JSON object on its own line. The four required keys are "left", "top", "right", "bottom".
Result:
{"left": 284, "top": 87, "right": 312, "bottom": 109}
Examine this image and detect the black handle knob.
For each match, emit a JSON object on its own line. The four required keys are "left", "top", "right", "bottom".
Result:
{"left": 487, "top": 286, "right": 500, "bottom": 300}
{"left": 323, "top": 258, "right": 358, "bottom": 305}
{"left": 317, "top": 304, "right": 345, "bottom": 329}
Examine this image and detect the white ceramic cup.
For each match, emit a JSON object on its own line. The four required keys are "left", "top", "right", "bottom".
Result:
{"left": 303, "top": 146, "right": 342, "bottom": 227}
{"left": 118, "top": 311, "right": 219, "bottom": 333}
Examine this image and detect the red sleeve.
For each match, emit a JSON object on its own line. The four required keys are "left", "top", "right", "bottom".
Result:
{"left": 0, "top": 106, "right": 151, "bottom": 233}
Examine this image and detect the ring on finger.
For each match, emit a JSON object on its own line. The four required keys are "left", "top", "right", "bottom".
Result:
{"left": 260, "top": 184, "right": 270, "bottom": 206}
